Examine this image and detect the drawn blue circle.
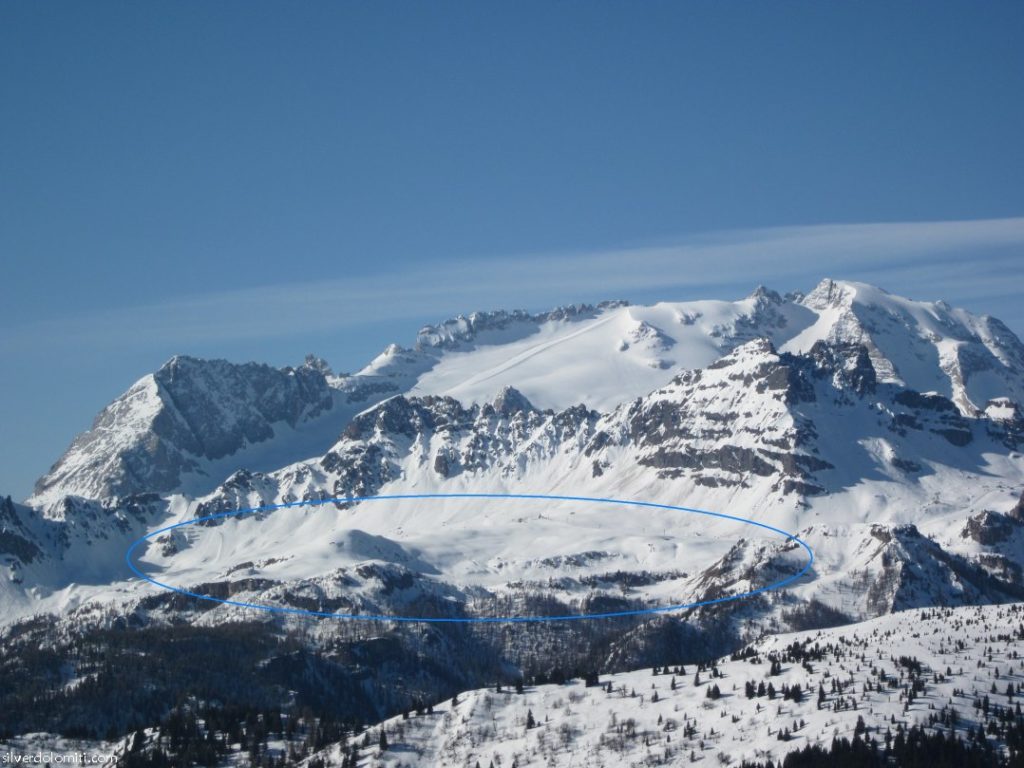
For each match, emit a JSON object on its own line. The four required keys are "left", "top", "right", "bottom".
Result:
{"left": 125, "top": 493, "right": 814, "bottom": 623}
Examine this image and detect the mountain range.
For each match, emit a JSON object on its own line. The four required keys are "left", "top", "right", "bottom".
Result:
{"left": 2, "top": 278, "right": 1023, "bottom": 765}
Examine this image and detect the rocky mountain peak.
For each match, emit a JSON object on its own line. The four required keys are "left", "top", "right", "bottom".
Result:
{"left": 807, "top": 340, "right": 877, "bottom": 396}
{"left": 490, "top": 386, "right": 536, "bottom": 417}
{"left": 30, "top": 357, "right": 336, "bottom": 506}
{"left": 730, "top": 334, "right": 777, "bottom": 358}
{"left": 302, "top": 354, "right": 333, "bottom": 376}
{"left": 747, "top": 285, "right": 783, "bottom": 305}
{"left": 799, "top": 278, "right": 859, "bottom": 310}
{"left": 703, "top": 336, "right": 784, "bottom": 376}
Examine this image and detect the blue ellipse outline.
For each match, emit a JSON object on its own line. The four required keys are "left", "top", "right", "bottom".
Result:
{"left": 125, "top": 493, "right": 815, "bottom": 623}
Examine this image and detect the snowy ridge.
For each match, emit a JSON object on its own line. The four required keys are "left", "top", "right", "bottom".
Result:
{"left": 407, "top": 290, "right": 811, "bottom": 412}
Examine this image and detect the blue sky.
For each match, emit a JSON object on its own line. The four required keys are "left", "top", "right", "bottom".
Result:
{"left": 2, "top": 2, "right": 1023, "bottom": 500}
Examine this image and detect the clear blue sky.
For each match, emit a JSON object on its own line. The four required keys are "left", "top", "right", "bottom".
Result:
{"left": 2, "top": 1, "right": 1023, "bottom": 500}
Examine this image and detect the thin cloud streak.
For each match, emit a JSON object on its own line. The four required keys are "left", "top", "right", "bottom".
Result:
{"left": 5, "top": 216, "right": 1024, "bottom": 353}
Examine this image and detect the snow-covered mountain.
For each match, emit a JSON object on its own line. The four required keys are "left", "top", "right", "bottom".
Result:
{"left": 30, "top": 356, "right": 340, "bottom": 508}
{"left": 125, "top": 332, "right": 1021, "bottom": 633}
{"left": 29, "top": 280, "right": 1024, "bottom": 511}
{"left": 3, "top": 278, "right": 1024, "bottom": 758}
{"left": 7, "top": 279, "right": 1024, "bottom": 623}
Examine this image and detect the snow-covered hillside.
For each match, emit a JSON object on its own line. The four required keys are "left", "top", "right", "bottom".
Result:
{"left": 302, "top": 602, "right": 1024, "bottom": 767}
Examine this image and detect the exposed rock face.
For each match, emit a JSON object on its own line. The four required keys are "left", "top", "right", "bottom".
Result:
{"left": 807, "top": 340, "right": 876, "bottom": 396}
{"left": 957, "top": 504, "right": 1024, "bottom": 587}
{"left": 31, "top": 357, "right": 335, "bottom": 505}
{"left": 861, "top": 524, "right": 988, "bottom": 614}
{"left": 985, "top": 398, "right": 1024, "bottom": 449}
{"left": 692, "top": 522, "right": 1024, "bottom": 624}
{"left": 961, "top": 509, "right": 1022, "bottom": 546}
{"left": 725, "top": 286, "right": 799, "bottom": 346}
{"left": 491, "top": 386, "right": 536, "bottom": 418}
{"left": 327, "top": 390, "right": 598, "bottom": 499}
{"left": 0, "top": 496, "right": 41, "bottom": 565}
{"left": 152, "top": 356, "right": 333, "bottom": 456}
{"left": 612, "top": 339, "right": 833, "bottom": 493}
{"left": 795, "top": 279, "right": 1024, "bottom": 415}
{"left": 1011, "top": 491, "right": 1024, "bottom": 522}
{"left": 890, "top": 390, "right": 974, "bottom": 446}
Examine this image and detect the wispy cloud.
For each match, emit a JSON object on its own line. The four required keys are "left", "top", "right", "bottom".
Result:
{"left": 5, "top": 216, "right": 1024, "bottom": 352}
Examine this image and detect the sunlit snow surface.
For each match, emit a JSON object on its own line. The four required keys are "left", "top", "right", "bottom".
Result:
{"left": 133, "top": 495, "right": 779, "bottom": 619}
{"left": 407, "top": 300, "right": 798, "bottom": 412}
{"left": 301, "top": 602, "right": 1024, "bottom": 767}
